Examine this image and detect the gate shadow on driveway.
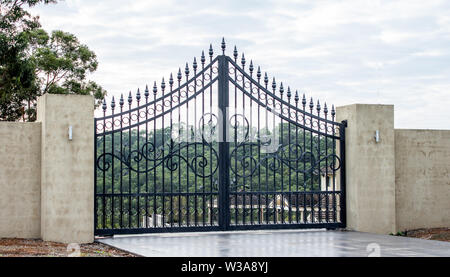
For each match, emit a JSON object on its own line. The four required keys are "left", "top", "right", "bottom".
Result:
{"left": 98, "top": 229, "right": 450, "bottom": 257}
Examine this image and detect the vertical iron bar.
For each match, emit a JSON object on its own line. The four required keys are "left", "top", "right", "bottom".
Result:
{"left": 94, "top": 119, "right": 98, "bottom": 233}
{"left": 136, "top": 94, "right": 140, "bottom": 228}
{"left": 120, "top": 102, "right": 124, "bottom": 228}
{"left": 339, "top": 120, "right": 347, "bottom": 227}
{"left": 145, "top": 91, "right": 149, "bottom": 228}
{"left": 302, "top": 97, "right": 307, "bottom": 223}
{"left": 280, "top": 86, "right": 284, "bottom": 224}
{"left": 161, "top": 81, "right": 166, "bottom": 228}
{"left": 194, "top": 64, "right": 198, "bottom": 226}
{"left": 153, "top": 87, "right": 157, "bottom": 228}
{"left": 111, "top": 104, "right": 115, "bottom": 229}
{"left": 325, "top": 109, "right": 329, "bottom": 223}
{"left": 185, "top": 72, "right": 190, "bottom": 227}
{"left": 218, "top": 55, "right": 230, "bottom": 230}
{"left": 128, "top": 99, "right": 132, "bottom": 228}
{"left": 209, "top": 57, "right": 213, "bottom": 226}
{"left": 317, "top": 106, "right": 321, "bottom": 223}
{"left": 169, "top": 78, "right": 174, "bottom": 227}
{"left": 102, "top": 110, "right": 106, "bottom": 229}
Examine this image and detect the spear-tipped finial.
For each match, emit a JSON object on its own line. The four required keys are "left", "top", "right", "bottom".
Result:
{"left": 120, "top": 94, "right": 124, "bottom": 107}
{"left": 264, "top": 73, "right": 269, "bottom": 85}
{"left": 287, "top": 87, "right": 291, "bottom": 98}
{"left": 221, "top": 37, "right": 226, "bottom": 54}
{"left": 161, "top": 78, "right": 166, "bottom": 91}
{"left": 309, "top": 97, "right": 314, "bottom": 110}
{"left": 302, "top": 94, "right": 307, "bottom": 106}
{"left": 201, "top": 51, "right": 206, "bottom": 64}
{"left": 111, "top": 96, "right": 116, "bottom": 110}
{"left": 177, "top": 68, "right": 182, "bottom": 81}
{"left": 241, "top": 53, "right": 246, "bottom": 67}
{"left": 153, "top": 81, "right": 157, "bottom": 95}
{"left": 128, "top": 91, "right": 133, "bottom": 105}
{"left": 193, "top": 57, "right": 198, "bottom": 71}
{"left": 145, "top": 85, "right": 149, "bottom": 98}
{"left": 324, "top": 103, "right": 328, "bottom": 114}
{"left": 233, "top": 46, "right": 238, "bottom": 60}
{"left": 295, "top": 90, "right": 299, "bottom": 102}
{"left": 136, "top": 88, "right": 141, "bottom": 101}
{"left": 272, "top": 77, "right": 276, "bottom": 90}
{"left": 249, "top": 60, "right": 254, "bottom": 73}
{"left": 257, "top": 66, "right": 261, "bottom": 79}
{"left": 169, "top": 73, "right": 174, "bottom": 86}
{"left": 185, "top": 62, "right": 189, "bottom": 76}
{"left": 209, "top": 44, "right": 213, "bottom": 57}
{"left": 102, "top": 98, "right": 107, "bottom": 111}
{"left": 317, "top": 100, "right": 321, "bottom": 112}
{"left": 331, "top": 105, "right": 336, "bottom": 117}
{"left": 280, "top": 82, "right": 284, "bottom": 95}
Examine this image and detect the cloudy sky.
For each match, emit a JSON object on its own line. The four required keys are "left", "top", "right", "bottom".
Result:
{"left": 32, "top": 0, "right": 450, "bottom": 129}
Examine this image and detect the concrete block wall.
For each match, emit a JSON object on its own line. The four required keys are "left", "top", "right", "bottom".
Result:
{"left": 337, "top": 104, "right": 450, "bottom": 234}
{"left": 0, "top": 122, "right": 42, "bottom": 239}
{"left": 0, "top": 94, "right": 94, "bottom": 243}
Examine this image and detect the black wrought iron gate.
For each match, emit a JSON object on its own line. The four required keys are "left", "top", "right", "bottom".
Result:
{"left": 94, "top": 40, "right": 346, "bottom": 235}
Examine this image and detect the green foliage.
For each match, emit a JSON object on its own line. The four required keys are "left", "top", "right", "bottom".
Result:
{"left": 0, "top": 0, "right": 106, "bottom": 121}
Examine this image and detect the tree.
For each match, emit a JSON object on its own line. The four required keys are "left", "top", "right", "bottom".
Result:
{"left": 0, "top": 0, "right": 106, "bottom": 121}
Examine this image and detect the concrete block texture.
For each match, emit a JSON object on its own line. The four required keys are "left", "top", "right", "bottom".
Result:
{"left": 37, "top": 94, "right": 94, "bottom": 243}
{"left": 395, "top": 129, "right": 450, "bottom": 231}
{"left": 0, "top": 122, "right": 41, "bottom": 239}
{"left": 337, "top": 104, "right": 397, "bottom": 234}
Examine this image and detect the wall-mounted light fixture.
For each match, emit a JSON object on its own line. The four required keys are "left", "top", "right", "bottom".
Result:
{"left": 68, "top": 126, "right": 73, "bottom": 141}
{"left": 375, "top": 130, "right": 380, "bottom": 143}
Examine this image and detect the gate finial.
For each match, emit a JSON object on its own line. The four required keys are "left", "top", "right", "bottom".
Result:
{"left": 233, "top": 46, "right": 238, "bottom": 61}
{"left": 287, "top": 87, "right": 291, "bottom": 99}
{"left": 102, "top": 98, "right": 107, "bottom": 112}
{"left": 128, "top": 91, "right": 132, "bottom": 106}
{"left": 193, "top": 57, "right": 198, "bottom": 71}
{"left": 317, "top": 100, "right": 321, "bottom": 113}
{"left": 111, "top": 96, "right": 115, "bottom": 110}
{"left": 145, "top": 85, "right": 149, "bottom": 98}
{"left": 221, "top": 37, "right": 226, "bottom": 55}
{"left": 136, "top": 88, "right": 141, "bottom": 102}
{"left": 295, "top": 90, "right": 299, "bottom": 102}
{"left": 177, "top": 68, "right": 182, "bottom": 81}
{"left": 119, "top": 93, "right": 124, "bottom": 107}
{"left": 153, "top": 81, "right": 157, "bottom": 95}
{"left": 249, "top": 60, "right": 254, "bottom": 73}
{"left": 241, "top": 53, "right": 246, "bottom": 68}
{"left": 331, "top": 105, "right": 336, "bottom": 117}
{"left": 302, "top": 94, "right": 307, "bottom": 107}
{"left": 185, "top": 62, "right": 190, "bottom": 77}
{"left": 309, "top": 97, "right": 314, "bottom": 111}
{"left": 280, "top": 82, "right": 284, "bottom": 95}
{"left": 169, "top": 73, "right": 174, "bottom": 87}
{"left": 209, "top": 44, "right": 214, "bottom": 58}
{"left": 257, "top": 66, "right": 261, "bottom": 79}
{"left": 201, "top": 51, "right": 206, "bottom": 65}
{"left": 324, "top": 103, "right": 328, "bottom": 115}
{"left": 264, "top": 73, "right": 269, "bottom": 86}
{"left": 272, "top": 77, "right": 276, "bottom": 90}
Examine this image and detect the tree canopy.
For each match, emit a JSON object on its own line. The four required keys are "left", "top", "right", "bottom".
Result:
{"left": 0, "top": 0, "right": 106, "bottom": 121}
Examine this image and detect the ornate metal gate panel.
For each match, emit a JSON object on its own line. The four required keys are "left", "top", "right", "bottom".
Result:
{"left": 95, "top": 39, "right": 346, "bottom": 235}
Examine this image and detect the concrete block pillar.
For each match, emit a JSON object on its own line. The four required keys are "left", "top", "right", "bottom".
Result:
{"left": 337, "top": 104, "right": 396, "bottom": 234}
{"left": 37, "top": 94, "right": 94, "bottom": 243}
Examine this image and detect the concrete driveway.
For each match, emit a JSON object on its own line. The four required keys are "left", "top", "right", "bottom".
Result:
{"left": 98, "top": 229, "right": 450, "bottom": 257}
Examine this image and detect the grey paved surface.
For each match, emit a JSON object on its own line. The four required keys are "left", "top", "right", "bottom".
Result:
{"left": 99, "top": 229, "right": 450, "bottom": 257}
